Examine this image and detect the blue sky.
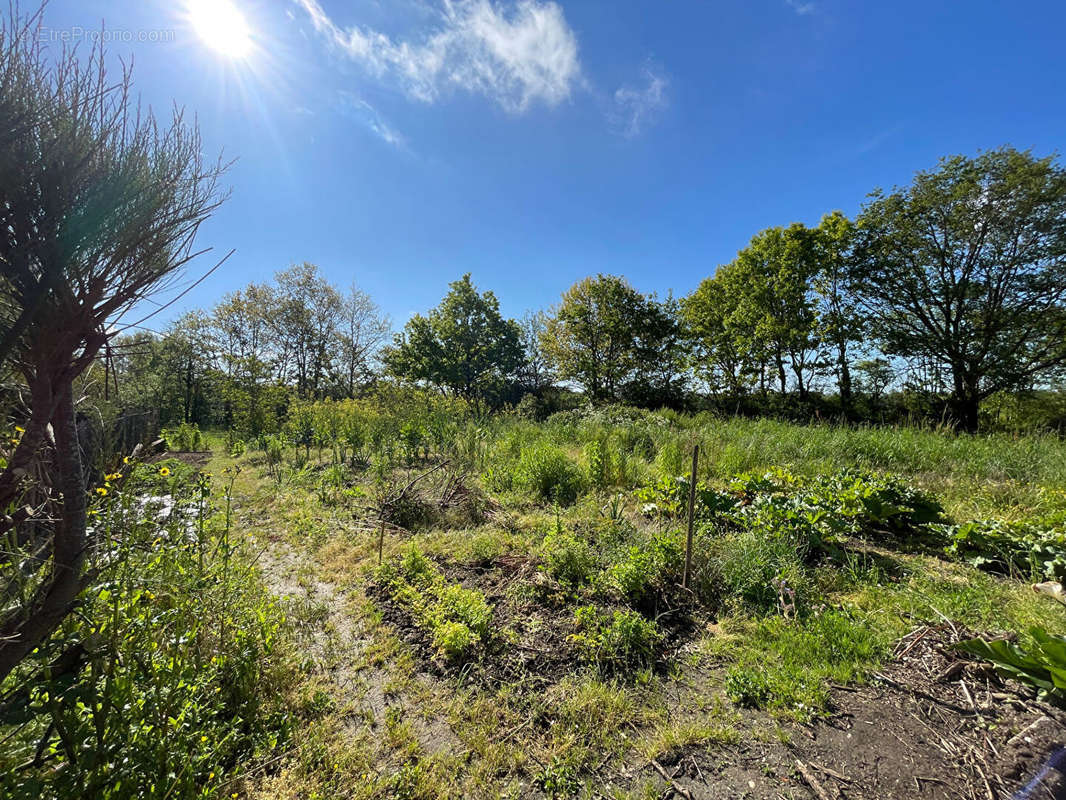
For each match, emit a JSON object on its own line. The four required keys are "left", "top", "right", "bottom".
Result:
{"left": 39, "top": 0, "right": 1066, "bottom": 328}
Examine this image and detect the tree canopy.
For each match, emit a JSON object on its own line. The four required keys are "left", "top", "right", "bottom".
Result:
{"left": 541, "top": 274, "right": 683, "bottom": 406}
{"left": 384, "top": 274, "right": 523, "bottom": 412}
{"left": 857, "top": 146, "right": 1066, "bottom": 431}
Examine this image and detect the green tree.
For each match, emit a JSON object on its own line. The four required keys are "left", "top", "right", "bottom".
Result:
{"left": 159, "top": 311, "right": 220, "bottom": 426}
{"left": 813, "top": 211, "right": 864, "bottom": 411}
{"left": 541, "top": 274, "right": 647, "bottom": 403}
{"left": 268, "top": 263, "right": 342, "bottom": 398}
{"left": 720, "top": 225, "right": 822, "bottom": 398}
{"left": 854, "top": 358, "right": 895, "bottom": 401}
{"left": 384, "top": 274, "right": 523, "bottom": 413}
{"left": 333, "top": 282, "right": 390, "bottom": 397}
{"left": 682, "top": 274, "right": 757, "bottom": 395}
{"left": 625, "top": 293, "right": 687, "bottom": 408}
{"left": 857, "top": 147, "right": 1066, "bottom": 432}
{"left": 516, "top": 310, "right": 555, "bottom": 394}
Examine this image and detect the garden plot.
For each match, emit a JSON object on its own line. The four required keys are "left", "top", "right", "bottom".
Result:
{"left": 221, "top": 405, "right": 1066, "bottom": 799}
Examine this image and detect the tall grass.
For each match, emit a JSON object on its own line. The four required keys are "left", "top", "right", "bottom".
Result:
{"left": 529, "top": 409, "right": 1066, "bottom": 520}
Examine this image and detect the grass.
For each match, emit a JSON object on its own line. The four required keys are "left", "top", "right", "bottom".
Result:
{"left": 180, "top": 410, "right": 1066, "bottom": 798}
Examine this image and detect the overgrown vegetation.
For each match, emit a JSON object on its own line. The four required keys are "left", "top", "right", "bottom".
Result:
{"left": 0, "top": 458, "right": 297, "bottom": 799}
{"left": 210, "top": 396, "right": 1066, "bottom": 797}
{"left": 5, "top": 3, "right": 1066, "bottom": 797}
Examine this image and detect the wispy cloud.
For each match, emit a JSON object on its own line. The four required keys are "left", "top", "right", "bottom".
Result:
{"left": 336, "top": 92, "right": 408, "bottom": 148}
{"left": 785, "top": 0, "right": 816, "bottom": 14}
{"left": 610, "top": 64, "right": 668, "bottom": 138}
{"left": 294, "top": 0, "right": 582, "bottom": 113}
{"left": 854, "top": 123, "right": 903, "bottom": 156}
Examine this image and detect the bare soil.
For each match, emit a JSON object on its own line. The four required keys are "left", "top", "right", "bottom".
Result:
{"left": 625, "top": 623, "right": 1066, "bottom": 799}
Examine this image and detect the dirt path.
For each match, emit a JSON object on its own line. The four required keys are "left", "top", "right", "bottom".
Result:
{"left": 252, "top": 531, "right": 461, "bottom": 756}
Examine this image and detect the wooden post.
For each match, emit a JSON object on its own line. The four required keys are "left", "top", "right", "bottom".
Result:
{"left": 683, "top": 445, "right": 699, "bottom": 589}
{"left": 378, "top": 518, "right": 386, "bottom": 565}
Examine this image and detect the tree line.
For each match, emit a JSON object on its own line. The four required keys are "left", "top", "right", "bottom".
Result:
{"left": 101, "top": 145, "right": 1066, "bottom": 435}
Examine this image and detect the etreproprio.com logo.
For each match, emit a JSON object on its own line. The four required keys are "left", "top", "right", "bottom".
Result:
{"left": 38, "top": 27, "right": 177, "bottom": 44}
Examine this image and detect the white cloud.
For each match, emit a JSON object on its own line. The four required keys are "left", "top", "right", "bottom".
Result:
{"left": 336, "top": 93, "right": 408, "bottom": 148}
{"left": 785, "top": 0, "right": 816, "bottom": 14}
{"left": 611, "top": 64, "right": 668, "bottom": 138}
{"left": 295, "top": 0, "right": 582, "bottom": 113}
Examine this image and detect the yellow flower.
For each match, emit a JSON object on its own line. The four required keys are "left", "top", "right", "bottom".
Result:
{"left": 95, "top": 487, "right": 108, "bottom": 497}
{"left": 123, "top": 456, "right": 130, "bottom": 465}
{"left": 14, "top": 426, "right": 25, "bottom": 434}
{"left": 158, "top": 467, "right": 171, "bottom": 477}
{"left": 209, "top": 772, "right": 215, "bottom": 780}
{"left": 201, "top": 735, "right": 208, "bottom": 742}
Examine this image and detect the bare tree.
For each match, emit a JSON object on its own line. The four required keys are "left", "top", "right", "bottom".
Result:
{"left": 334, "top": 282, "right": 390, "bottom": 397}
{"left": 516, "top": 310, "right": 555, "bottom": 393}
{"left": 266, "top": 263, "right": 342, "bottom": 398}
{"left": 0, "top": 6, "right": 228, "bottom": 681}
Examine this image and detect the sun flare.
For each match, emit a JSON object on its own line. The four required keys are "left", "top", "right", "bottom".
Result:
{"left": 187, "top": 0, "right": 253, "bottom": 59}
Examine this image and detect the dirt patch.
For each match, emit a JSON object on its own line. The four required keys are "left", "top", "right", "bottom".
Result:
{"left": 366, "top": 546, "right": 1066, "bottom": 798}
{"left": 368, "top": 553, "right": 698, "bottom": 689}
{"left": 781, "top": 623, "right": 1063, "bottom": 799}
{"left": 625, "top": 623, "right": 1064, "bottom": 799}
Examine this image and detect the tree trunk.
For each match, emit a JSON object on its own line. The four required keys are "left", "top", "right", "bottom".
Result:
{"left": 794, "top": 362, "right": 808, "bottom": 401}
{"left": 837, "top": 341, "right": 852, "bottom": 413}
{"left": 954, "top": 391, "right": 980, "bottom": 433}
{"left": 0, "top": 381, "right": 90, "bottom": 683}
{"left": 950, "top": 369, "right": 981, "bottom": 433}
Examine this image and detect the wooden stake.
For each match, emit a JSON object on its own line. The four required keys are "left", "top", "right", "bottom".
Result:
{"left": 378, "top": 518, "right": 386, "bottom": 565}
{"left": 683, "top": 444, "right": 698, "bottom": 589}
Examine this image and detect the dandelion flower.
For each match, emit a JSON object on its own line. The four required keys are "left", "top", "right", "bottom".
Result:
{"left": 95, "top": 487, "right": 108, "bottom": 496}
{"left": 159, "top": 466, "right": 170, "bottom": 477}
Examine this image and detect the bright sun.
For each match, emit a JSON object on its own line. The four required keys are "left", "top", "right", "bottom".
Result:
{"left": 187, "top": 0, "right": 253, "bottom": 59}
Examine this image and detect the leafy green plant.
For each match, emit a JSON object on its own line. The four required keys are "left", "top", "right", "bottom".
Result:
{"left": 571, "top": 606, "right": 662, "bottom": 672}
{"left": 805, "top": 469, "right": 944, "bottom": 532}
{"left": 724, "top": 667, "right": 772, "bottom": 708}
{"left": 542, "top": 529, "right": 597, "bottom": 588}
{"left": 376, "top": 546, "right": 493, "bottom": 662}
{"left": 602, "top": 530, "right": 684, "bottom": 612}
{"left": 942, "top": 519, "right": 1066, "bottom": 579}
{"left": 958, "top": 628, "right": 1066, "bottom": 704}
{"left": 635, "top": 474, "right": 736, "bottom": 520}
{"left": 535, "top": 755, "right": 581, "bottom": 798}
{"left": 0, "top": 462, "right": 294, "bottom": 799}
{"left": 160, "top": 421, "right": 204, "bottom": 452}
